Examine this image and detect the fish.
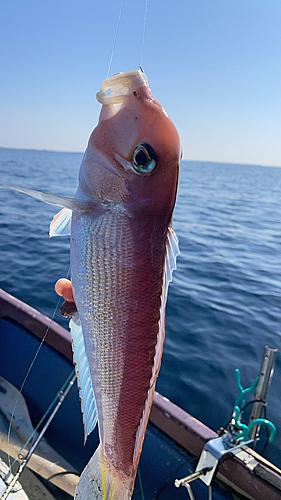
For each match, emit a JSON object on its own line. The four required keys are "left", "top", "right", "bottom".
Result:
{"left": 1, "top": 69, "right": 181, "bottom": 499}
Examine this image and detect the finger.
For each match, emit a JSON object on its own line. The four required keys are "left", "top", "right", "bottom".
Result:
{"left": 55, "top": 278, "right": 75, "bottom": 302}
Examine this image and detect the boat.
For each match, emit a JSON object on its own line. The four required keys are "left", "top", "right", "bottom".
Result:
{"left": 0, "top": 288, "right": 281, "bottom": 500}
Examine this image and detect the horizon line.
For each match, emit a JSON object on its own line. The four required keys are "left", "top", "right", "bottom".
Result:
{"left": 0, "top": 146, "right": 280, "bottom": 169}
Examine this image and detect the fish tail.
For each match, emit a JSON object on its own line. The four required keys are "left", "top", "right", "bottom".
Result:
{"left": 75, "top": 445, "right": 134, "bottom": 500}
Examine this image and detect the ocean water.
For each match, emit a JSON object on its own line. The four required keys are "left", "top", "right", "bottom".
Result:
{"left": 0, "top": 147, "right": 281, "bottom": 474}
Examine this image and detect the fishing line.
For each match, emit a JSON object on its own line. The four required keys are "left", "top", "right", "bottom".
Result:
{"left": 106, "top": 0, "right": 149, "bottom": 79}
{"left": 137, "top": 466, "right": 145, "bottom": 500}
{"left": 2, "top": 370, "right": 77, "bottom": 500}
{"left": 140, "top": 0, "right": 149, "bottom": 68}
{"left": 155, "top": 456, "right": 198, "bottom": 499}
{"left": 217, "top": 398, "right": 267, "bottom": 438}
{"left": 106, "top": 0, "right": 125, "bottom": 79}
{"left": 7, "top": 369, "right": 76, "bottom": 473}
{"left": 6, "top": 267, "right": 71, "bottom": 471}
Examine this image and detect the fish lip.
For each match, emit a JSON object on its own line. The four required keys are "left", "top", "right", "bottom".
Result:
{"left": 96, "top": 70, "right": 149, "bottom": 105}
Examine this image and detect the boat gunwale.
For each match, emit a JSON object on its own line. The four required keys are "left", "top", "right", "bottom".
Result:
{"left": 0, "top": 288, "right": 73, "bottom": 361}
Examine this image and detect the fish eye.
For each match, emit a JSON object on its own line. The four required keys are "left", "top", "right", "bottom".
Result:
{"left": 132, "top": 143, "right": 157, "bottom": 174}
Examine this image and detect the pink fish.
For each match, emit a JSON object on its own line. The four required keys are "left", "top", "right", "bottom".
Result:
{"left": 2, "top": 70, "right": 181, "bottom": 499}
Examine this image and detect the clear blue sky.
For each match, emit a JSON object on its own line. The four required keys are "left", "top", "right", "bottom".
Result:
{"left": 1, "top": 0, "right": 281, "bottom": 166}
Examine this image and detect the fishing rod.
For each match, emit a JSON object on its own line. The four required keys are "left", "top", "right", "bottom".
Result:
{"left": 1, "top": 370, "right": 77, "bottom": 500}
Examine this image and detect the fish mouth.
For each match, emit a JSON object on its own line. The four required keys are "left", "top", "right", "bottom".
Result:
{"left": 96, "top": 70, "right": 149, "bottom": 105}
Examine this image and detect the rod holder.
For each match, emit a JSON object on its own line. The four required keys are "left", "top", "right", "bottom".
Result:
{"left": 249, "top": 346, "right": 278, "bottom": 440}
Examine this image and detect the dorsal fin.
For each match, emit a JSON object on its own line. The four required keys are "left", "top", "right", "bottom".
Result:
{"left": 69, "top": 313, "right": 98, "bottom": 441}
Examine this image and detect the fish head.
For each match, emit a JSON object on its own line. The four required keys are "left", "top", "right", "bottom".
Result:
{"left": 79, "top": 70, "right": 181, "bottom": 222}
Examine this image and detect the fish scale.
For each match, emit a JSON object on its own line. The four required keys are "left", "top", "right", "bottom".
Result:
{"left": 71, "top": 208, "right": 166, "bottom": 476}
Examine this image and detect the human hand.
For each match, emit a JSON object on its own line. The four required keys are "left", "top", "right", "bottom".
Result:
{"left": 55, "top": 278, "right": 77, "bottom": 318}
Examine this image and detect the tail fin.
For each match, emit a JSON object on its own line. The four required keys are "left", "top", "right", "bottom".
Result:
{"left": 75, "top": 445, "right": 134, "bottom": 500}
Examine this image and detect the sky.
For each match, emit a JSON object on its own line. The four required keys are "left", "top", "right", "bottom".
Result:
{"left": 0, "top": 0, "right": 281, "bottom": 166}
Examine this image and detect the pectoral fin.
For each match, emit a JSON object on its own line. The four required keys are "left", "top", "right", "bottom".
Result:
{"left": 0, "top": 185, "right": 93, "bottom": 213}
{"left": 50, "top": 208, "right": 72, "bottom": 237}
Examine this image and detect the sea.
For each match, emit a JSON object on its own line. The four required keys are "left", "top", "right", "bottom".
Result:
{"left": 0, "top": 147, "right": 281, "bottom": 477}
